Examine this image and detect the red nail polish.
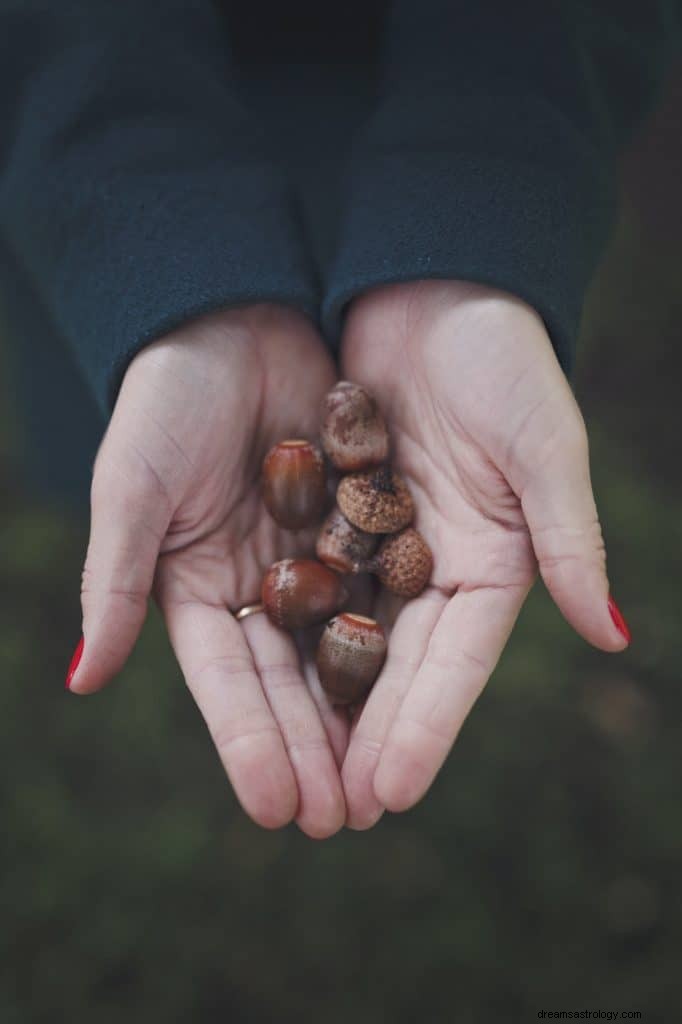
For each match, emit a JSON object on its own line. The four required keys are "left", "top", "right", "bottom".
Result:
{"left": 608, "top": 596, "right": 632, "bottom": 645}
{"left": 65, "top": 636, "right": 84, "bottom": 689}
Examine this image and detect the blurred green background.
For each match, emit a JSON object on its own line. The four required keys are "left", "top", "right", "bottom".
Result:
{"left": 1, "top": 71, "right": 681, "bottom": 1024}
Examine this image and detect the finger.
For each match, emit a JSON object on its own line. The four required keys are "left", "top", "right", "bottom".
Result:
{"left": 241, "top": 614, "right": 346, "bottom": 839}
{"left": 161, "top": 598, "right": 298, "bottom": 830}
{"left": 300, "top": 648, "right": 351, "bottom": 770}
{"left": 520, "top": 415, "right": 630, "bottom": 652}
{"left": 69, "top": 444, "right": 171, "bottom": 694}
{"left": 373, "top": 582, "right": 528, "bottom": 813}
{"left": 342, "top": 589, "right": 447, "bottom": 829}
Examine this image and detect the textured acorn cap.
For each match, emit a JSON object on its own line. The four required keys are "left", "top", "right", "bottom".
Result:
{"left": 337, "top": 465, "right": 414, "bottom": 534}
{"left": 320, "top": 381, "right": 389, "bottom": 471}
{"left": 370, "top": 528, "right": 433, "bottom": 598}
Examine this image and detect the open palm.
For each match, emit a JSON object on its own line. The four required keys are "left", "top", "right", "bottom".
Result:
{"left": 340, "top": 281, "right": 629, "bottom": 828}
{"left": 68, "top": 305, "right": 348, "bottom": 837}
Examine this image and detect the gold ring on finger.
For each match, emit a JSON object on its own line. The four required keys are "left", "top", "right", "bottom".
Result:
{"left": 235, "top": 602, "right": 266, "bottom": 623}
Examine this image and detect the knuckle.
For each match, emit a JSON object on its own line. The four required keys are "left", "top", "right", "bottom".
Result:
{"left": 425, "top": 643, "right": 491, "bottom": 683}
{"left": 351, "top": 733, "right": 383, "bottom": 759}
{"left": 80, "top": 564, "right": 149, "bottom": 609}
{"left": 258, "top": 662, "right": 302, "bottom": 694}
{"left": 189, "top": 652, "right": 254, "bottom": 690}
{"left": 537, "top": 519, "right": 606, "bottom": 575}
{"left": 284, "top": 731, "right": 330, "bottom": 758}
{"left": 211, "top": 716, "right": 280, "bottom": 760}
{"left": 400, "top": 711, "right": 452, "bottom": 749}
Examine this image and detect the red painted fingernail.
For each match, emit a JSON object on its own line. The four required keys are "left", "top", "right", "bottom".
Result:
{"left": 608, "top": 596, "right": 631, "bottom": 645}
{"left": 65, "top": 636, "right": 84, "bottom": 689}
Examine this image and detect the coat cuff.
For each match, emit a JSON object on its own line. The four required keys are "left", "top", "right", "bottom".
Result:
{"left": 9, "top": 164, "right": 318, "bottom": 413}
{"left": 322, "top": 92, "right": 615, "bottom": 375}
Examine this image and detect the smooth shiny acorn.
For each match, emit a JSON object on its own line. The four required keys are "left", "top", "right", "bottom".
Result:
{"left": 321, "top": 381, "right": 389, "bottom": 472}
{"left": 261, "top": 559, "right": 348, "bottom": 630}
{"left": 315, "top": 506, "right": 379, "bottom": 574}
{"left": 337, "top": 465, "right": 414, "bottom": 534}
{"left": 366, "top": 527, "right": 433, "bottom": 598}
{"left": 316, "top": 613, "right": 387, "bottom": 705}
{"left": 262, "top": 440, "right": 326, "bottom": 530}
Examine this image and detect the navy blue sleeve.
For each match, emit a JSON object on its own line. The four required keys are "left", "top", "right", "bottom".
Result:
{"left": 0, "top": 1, "right": 318, "bottom": 413}
{"left": 323, "top": 0, "right": 674, "bottom": 374}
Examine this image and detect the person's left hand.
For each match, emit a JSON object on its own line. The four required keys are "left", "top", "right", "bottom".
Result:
{"left": 339, "top": 280, "right": 630, "bottom": 829}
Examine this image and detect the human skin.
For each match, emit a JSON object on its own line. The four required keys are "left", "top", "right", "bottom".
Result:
{"left": 66, "top": 284, "right": 629, "bottom": 836}
{"left": 339, "top": 280, "right": 629, "bottom": 828}
{"left": 66, "top": 304, "right": 350, "bottom": 839}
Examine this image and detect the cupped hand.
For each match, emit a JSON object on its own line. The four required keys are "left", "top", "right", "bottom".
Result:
{"left": 340, "top": 280, "right": 630, "bottom": 828}
{"left": 67, "top": 305, "right": 349, "bottom": 838}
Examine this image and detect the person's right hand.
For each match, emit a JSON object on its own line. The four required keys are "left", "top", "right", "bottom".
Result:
{"left": 66, "top": 304, "right": 348, "bottom": 839}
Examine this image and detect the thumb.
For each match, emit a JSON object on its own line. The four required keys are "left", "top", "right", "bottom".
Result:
{"left": 519, "top": 412, "right": 631, "bottom": 653}
{"left": 66, "top": 442, "right": 171, "bottom": 693}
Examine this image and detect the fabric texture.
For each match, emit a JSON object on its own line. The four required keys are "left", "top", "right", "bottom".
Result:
{"left": 0, "top": 1, "right": 319, "bottom": 413}
{"left": 321, "top": 1, "right": 673, "bottom": 373}
{"left": 0, "top": 0, "right": 674, "bottom": 417}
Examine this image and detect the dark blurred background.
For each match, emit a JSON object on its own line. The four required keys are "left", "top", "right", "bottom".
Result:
{"left": 1, "top": 64, "right": 681, "bottom": 1024}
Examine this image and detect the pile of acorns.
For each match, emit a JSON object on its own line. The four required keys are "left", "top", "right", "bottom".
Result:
{"left": 260, "top": 381, "right": 433, "bottom": 706}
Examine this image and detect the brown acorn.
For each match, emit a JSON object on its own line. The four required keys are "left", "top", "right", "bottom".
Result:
{"left": 262, "top": 440, "right": 326, "bottom": 530}
{"left": 316, "top": 613, "right": 387, "bottom": 705}
{"left": 337, "top": 465, "right": 414, "bottom": 534}
{"left": 315, "top": 506, "right": 379, "bottom": 574}
{"left": 261, "top": 559, "right": 348, "bottom": 630}
{"left": 321, "top": 381, "right": 389, "bottom": 471}
{"left": 367, "top": 528, "right": 433, "bottom": 598}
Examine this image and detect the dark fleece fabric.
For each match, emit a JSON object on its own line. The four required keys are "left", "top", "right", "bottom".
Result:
{"left": 0, "top": 1, "right": 675, "bottom": 415}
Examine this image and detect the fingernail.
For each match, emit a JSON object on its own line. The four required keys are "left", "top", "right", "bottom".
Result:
{"left": 65, "top": 636, "right": 84, "bottom": 689}
{"left": 608, "top": 596, "right": 632, "bottom": 645}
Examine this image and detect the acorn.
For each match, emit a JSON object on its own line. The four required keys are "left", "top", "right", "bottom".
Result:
{"left": 337, "top": 465, "right": 414, "bottom": 534}
{"left": 321, "top": 381, "right": 389, "bottom": 471}
{"left": 316, "top": 613, "right": 387, "bottom": 705}
{"left": 315, "top": 506, "right": 379, "bottom": 574}
{"left": 261, "top": 559, "right": 348, "bottom": 630}
{"left": 365, "top": 528, "right": 433, "bottom": 598}
{"left": 262, "top": 440, "right": 326, "bottom": 530}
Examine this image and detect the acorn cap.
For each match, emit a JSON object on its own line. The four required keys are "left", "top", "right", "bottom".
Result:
{"left": 337, "top": 465, "right": 414, "bottom": 534}
{"left": 369, "top": 528, "right": 433, "bottom": 598}
{"left": 320, "top": 381, "right": 389, "bottom": 472}
{"left": 316, "top": 612, "right": 387, "bottom": 706}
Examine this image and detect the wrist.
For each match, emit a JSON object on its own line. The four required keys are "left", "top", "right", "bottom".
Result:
{"left": 123, "top": 302, "right": 315, "bottom": 386}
